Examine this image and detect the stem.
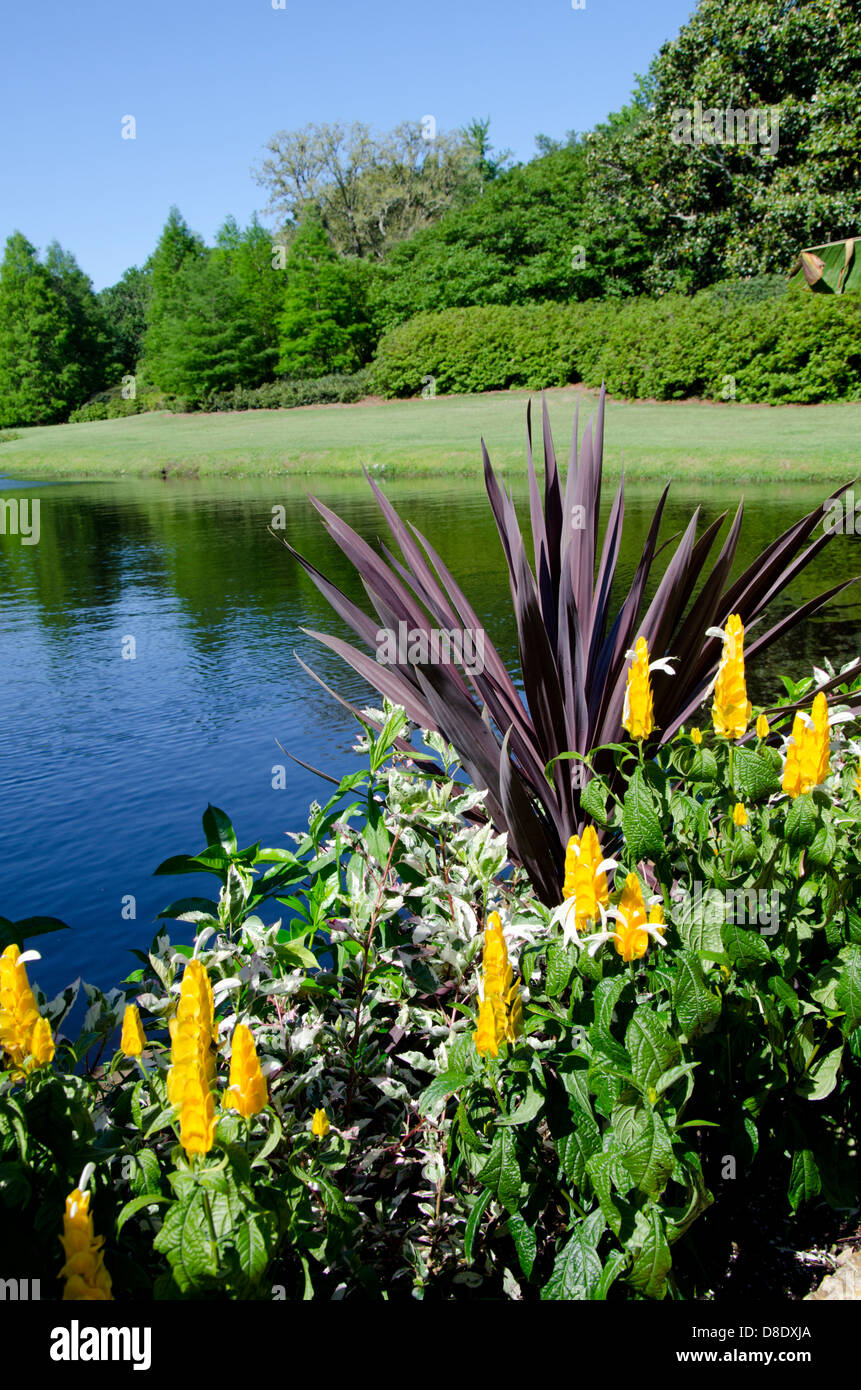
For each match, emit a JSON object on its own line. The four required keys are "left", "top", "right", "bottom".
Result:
{"left": 345, "top": 828, "right": 402, "bottom": 1122}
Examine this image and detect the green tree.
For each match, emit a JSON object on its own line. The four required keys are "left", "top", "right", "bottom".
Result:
{"left": 583, "top": 0, "right": 861, "bottom": 293}
{"left": 141, "top": 208, "right": 206, "bottom": 390}
{"left": 99, "top": 265, "right": 152, "bottom": 374}
{"left": 215, "top": 215, "right": 285, "bottom": 378}
{"left": 372, "top": 145, "right": 599, "bottom": 328}
{"left": 277, "top": 213, "right": 371, "bottom": 376}
{"left": 0, "top": 233, "right": 97, "bottom": 427}
{"left": 142, "top": 249, "right": 273, "bottom": 401}
{"left": 44, "top": 241, "right": 112, "bottom": 399}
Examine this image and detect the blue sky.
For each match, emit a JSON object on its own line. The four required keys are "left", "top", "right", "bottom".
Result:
{"left": 0, "top": 0, "right": 696, "bottom": 290}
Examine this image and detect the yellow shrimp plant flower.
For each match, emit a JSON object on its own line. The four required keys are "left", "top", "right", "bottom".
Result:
{"left": 474, "top": 912, "right": 524, "bottom": 1054}
{"left": 224, "top": 1023, "right": 269, "bottom": 1119}
{"left": 732, "top": 803, "right": 748, "bottom": 827}
{"left": 552, "top": 826, "right": 619, "bottom": 947}
{"left": 708, "top": 614, "right": 752, "bottom": 739}
{"left": 756, "top": 714, "right": 770, "bottom": 739}
{"left": 311, "top": 1108, "right": 331, "bottom": 1139}
{"left": 0, "top": 944, "right": 49, "bottom": 1076}
{"left": 621, "top": 637, "right": 675, "bottom": 741}
{"left": 582, "top": 874, "right": 667, "bottom": 963}
{"left": 782, "top": 692, "right": 831, "bottom": 798}
{"left": 179, "top": 1061, "right": 217, "bottom": 1157}
{"left": 120, "top": 1003, "right": 146, "bottom": 1058}
{"left": 59, "top": 1171, "right": 113, "bottom": 1301}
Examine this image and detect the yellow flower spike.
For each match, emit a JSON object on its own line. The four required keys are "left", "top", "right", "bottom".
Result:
{"left": 781, "top": 693, "right": 831, "bottom": 798}
{"left": 120, "top": 1004, "right": 146, "bottom": 1058}
{"left": 613, "top": 874, "right": 651, "bottom": 962}
{"left": 690, "top": 727, "right": 703, "bottom": 746}
{"left": 856, "top": 762, "right": 861, "bottom": 800}
{"left": 482, "top": 920, "right": 513, "bottom": 999}
{"left": 179, "top": 1062, "right": 217, "bottom": 1158}
{"left": 311, "top": 1107, "right": 330, "bottom": 1139}
{"left": 0, "top": 944, "right": 44, "bottom": 1076}
{"left": 474, "top": 995, "right": 506, "bottom": 1058}
{"left": 732, "top": 803, "right": 748, "bottom": 827}
{"left": 29, "top": 1016, "right": 55, "bottom": 1068}
{"left": 59, "top": 1187, "right": 113, "bottom": 1301}
{"left": 224, "top": 1024, "right": 268, "bottom": 1120}
{"left": 562, "top": 826, "right": 610, "bottom": 931}
{"left": 167, "top": 958, "right": 218, "bottom": 1104}
{"left": 622, "top": 636, "right": 656, "bottom": 741}
{"left": 756, "top": 714, "right": 769, "bottom": 739}
{"left": 711, "top": 614, "right": 752, "bottom": 740}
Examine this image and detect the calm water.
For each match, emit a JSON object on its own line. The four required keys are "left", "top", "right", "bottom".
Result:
{"left": 1, "top": 469, "right": 859, "bottom": 997}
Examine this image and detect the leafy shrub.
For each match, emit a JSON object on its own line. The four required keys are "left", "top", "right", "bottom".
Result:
{"left": 371, "top": 288, "right": 861, "bottom": 404}
{"left": 1, "top": 667, "right": 859, "bottom": 1300}
{"left": 68, "top": 390, "right": 143, "bottom": 424}
{"left": 202, "top": 369, "right": 374, "bottom": 412}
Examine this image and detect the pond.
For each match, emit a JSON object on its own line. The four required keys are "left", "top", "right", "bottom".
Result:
{"left": 1, "top": 467, "right": 859, "bottom": 997}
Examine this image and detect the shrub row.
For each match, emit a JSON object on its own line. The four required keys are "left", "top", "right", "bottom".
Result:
{"left": 200, "top": 369, "right": 374, "bottom": 412}
{"left": 370, "top": 284, "right": 861, "bottom": 404}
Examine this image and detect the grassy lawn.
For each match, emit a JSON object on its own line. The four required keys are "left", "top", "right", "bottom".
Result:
{"left": 1, "top": 386, "right": 859, "bottom": 482}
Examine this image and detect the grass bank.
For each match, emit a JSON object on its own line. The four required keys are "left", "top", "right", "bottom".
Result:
{"left": 1, "top": 387, "right": 859, "bottom": 482}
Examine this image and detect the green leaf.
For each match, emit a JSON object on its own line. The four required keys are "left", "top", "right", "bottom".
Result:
{"left": 507, "top": 1212, "right": 537, "bottom": 1278}
{"left": 156, "top": 897, "right": 220, "bottom": 922}
{"left": 622, "top": 1110, "right": 675, "bottom": 1198}
{"left": 464, "top": 1187, "right": 492, "bottom": 1263}
{"left": 795, "top": 1044, "right": 843, "bottom": 1101}
{"left": 784, "top": 793, "right": 818, "bottom": 847}
{"left": 688, "top": 748, "right": 718, "bottom": 783}
{"left": 625, "top": 1007, "right": 680, "bottom": 1094}
{"left": 586, "top": 1151, "right": 623, "bottom": 1236}
{"left": 788, "top": 1149, "right": 821, "bottom": 1211}
{"left": 153, "top": 1190, "right": 220, "bottom": 1292}
{"left": 417, "top": 1070, "right": 469, "bottom": 1118}
{"left": 621, "top": 765, "right": 665, "bottom": 864}
{"left": 498, "top": 1085, "right": 545, "bottom": 1126}
{"left": 671, "top": 949, "right": 722, "bottom": 1040}
{"left": 546, "top": 938, "right": 578, "bottom": 997}
{"left": 541, "top": 1221, "right": 603, "bottom": 1300}
{"left": 732, "top": 746, "right": 779, "bottom": 800}
{"left": 594, "top": 975, "right": 628, "bottom": 1033}
{"left": 626, "top": 1206, "right": 671, "bottom": 1300}
{"left": 203, "top": 804, "right": 238, "bottom": 854}
{"left": 835, "top": 946, "right": 861, "bottom": 1032}
{"left": 580, "top": 775, "right": 611, "bottom": 826}
{"left": 808, "top": 823, "right": 837, "bottom": 867}
{"left": 116, "top": 1193, "right": 171, "bottom": 1234}
{"left": 478, "top": 1127, "right": 521, "bottom": 1212}
{"left": 721, "top": 920, "right": 772, "bottom": 969}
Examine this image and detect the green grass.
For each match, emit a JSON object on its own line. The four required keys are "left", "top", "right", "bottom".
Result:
{"left": 1, "top": 387, "right": 860, "bottom": 482}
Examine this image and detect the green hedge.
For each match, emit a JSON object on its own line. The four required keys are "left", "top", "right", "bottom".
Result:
{"left": 371, "top": 284, "right": 861, "bottom": 405}
{"left": 202, "top": 369, "right": 373, "bottom": 412}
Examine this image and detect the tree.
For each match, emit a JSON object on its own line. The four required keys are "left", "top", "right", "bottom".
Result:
{"left": 44, "top": 241, "right": 112, "bottom": 399}
{"left": 582, "top": 0, "right": 861, "bottom": 293}
{"left": 214, "top": 215, "right": 285, "bottom": 377}
{"left": 141, "top": 249, "right": 273, "bottom": 401}
{"left": 141, "top": 208, "right": 206, "bottom": 390}
{"left": 0, "top": 233, "right": 102, "bottom": 427}
{"left": 372, "top": 145, "right": 600, "bottom": 328}
{"left": 99, "top": 265, "right": 152, "bottom": 374}
{"left": 277, "top": 212, "right": 371, "bottom": 376}
{"left": 253, "top": 119, "right": 486, "bottom": 259}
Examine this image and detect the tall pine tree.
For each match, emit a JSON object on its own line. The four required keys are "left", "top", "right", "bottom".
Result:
{"left": 140, "top": 208, "right": 206, "bottom": 391}
{"left": 277, "top": 212, "right": 371, "bottom": 377}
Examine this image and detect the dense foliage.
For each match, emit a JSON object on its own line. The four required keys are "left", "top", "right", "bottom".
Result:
{"left": 371, "top": 286, "right": 861, "bottom": 403}
{"left": 2, "top": 674, "right": 859, "bottom": 1299}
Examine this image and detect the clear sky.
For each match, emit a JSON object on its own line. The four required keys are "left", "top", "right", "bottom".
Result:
{"left": 0, "top": 0, "right": 696, "bottom": 290}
